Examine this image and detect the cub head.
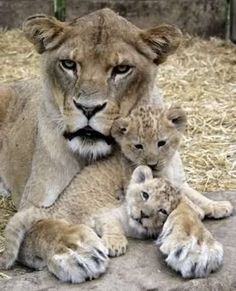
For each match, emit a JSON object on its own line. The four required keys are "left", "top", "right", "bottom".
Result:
{"left": 126, "top": 166, "right": 181, "bottom": 237}
{"left": 112, "top": 105, "right": 187, "bottom": 172}
{"left": 23, "top": 8, "right": 182, "bottom": 159}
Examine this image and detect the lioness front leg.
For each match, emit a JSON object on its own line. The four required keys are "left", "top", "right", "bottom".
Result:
{"left": 181, "top": 183, "right": 233, "bottom": 219}
{"left": 95, "top": 217, "right": 128, "bottom": 257}
{"left": 157, "top": 200, "right": 223, "bottom": 278}
{"left": 18, "top": 219, "right": 109, "bottom": 283}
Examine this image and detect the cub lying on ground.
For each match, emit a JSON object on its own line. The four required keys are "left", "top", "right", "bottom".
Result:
{"left": 0, "top": 105, "right": 223, "bottom": 281}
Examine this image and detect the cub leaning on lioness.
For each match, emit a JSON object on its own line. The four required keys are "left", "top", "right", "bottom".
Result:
{"left": 0, "top": 105, "right": 223, "bottom": 281}
{"left": 0, "top": 8, "right": 232, "bottom": 281}
{"left": 0, "top": 105, "right": 184, "bottom": 271}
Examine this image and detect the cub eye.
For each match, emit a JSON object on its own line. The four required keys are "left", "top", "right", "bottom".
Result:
{"left": 135, "top": 144, "right": 143, "bottom": 150}
{"left": 141, "top": 191, "right": 149, "bottom": 201}
{"left": 112, "top": 65, "right": 131, "bottom": 75}
{"left": 159, "top": 208, "right": 168, "bottom": 215}
{"left": 157, "top": 140, "right": 166, "bottom": 147}
{"left": 60, "top": 59, "right": 77, "bottom": 71}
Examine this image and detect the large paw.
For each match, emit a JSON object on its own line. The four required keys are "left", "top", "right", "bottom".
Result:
{"left": 47, "top": 225, "right": 109, "bottom": 283}
{"left": 156, "top": 219, "right": 223, "bottom": 278}
{"left": 102, "top": 234, "right": 128, "bottom": 257}
{"left": 207, "top": 200, "right": 233, "bottom": 219}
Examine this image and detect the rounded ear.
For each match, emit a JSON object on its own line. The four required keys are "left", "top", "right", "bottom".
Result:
{"left": 131, "top": 166, "right": 153, "bottom": 184}
{"left": 166, "top": 106, "right": 187, "bottom": 132}
{"left": 140, "top": 24, "right": 182, "bottom": 65}
{"left": 23, "top": 14, "right": 67, "bottom": 53}
{"left": 111, "top": 118, "right": 129, "bottom": 138}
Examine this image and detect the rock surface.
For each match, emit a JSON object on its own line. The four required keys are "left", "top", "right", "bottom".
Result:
{"left": 0, "top": 191, "right": 235, "bottom": 291}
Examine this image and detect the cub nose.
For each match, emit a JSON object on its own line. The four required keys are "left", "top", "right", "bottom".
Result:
{"left": 140, "top": 210, "right": 150, "bottom": 219}
{"left": 73, "top": 101, "right": 107, "bottom": 119}
{"left": 148, "top": 163, "right": 158, "bottom": 170}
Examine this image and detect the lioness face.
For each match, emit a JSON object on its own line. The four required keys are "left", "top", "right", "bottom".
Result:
{"left": 23, "top": 9, "right": 181, "bottom": 159}
{"left": 126, "top": 166, "right": 181, "bottom": 237}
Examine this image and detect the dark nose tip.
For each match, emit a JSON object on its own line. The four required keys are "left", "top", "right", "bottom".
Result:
{"left": 140, "top": 210, "right": 150, "bottom": 219}
{"left": 148, "top": 163, "right": 158, "bottom": 170}
{"left": 73, "top": 101, "right": 107, "bottom": 119}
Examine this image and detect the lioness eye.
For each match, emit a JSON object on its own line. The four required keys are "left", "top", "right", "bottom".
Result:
{"left": 135, "top": 144, "right": 143, "bottom": 150}
{"left": 159, "top": 208, "right": 168, "bottom": 215}
{"left": 112, "top": 65, "right": 131, "bottom": 75}
{"left": 157, "top": 140, "right": 166, "bottom": 147}
{"left": 60, "top": 59, "right": 77, "bottom": 71}
{"left": 141, "top": 191, "right": 149, "bottom": 201}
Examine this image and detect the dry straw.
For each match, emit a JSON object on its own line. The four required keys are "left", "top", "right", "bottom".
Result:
{"left": 0, "top": 30, "right": 235, "bottom": 276}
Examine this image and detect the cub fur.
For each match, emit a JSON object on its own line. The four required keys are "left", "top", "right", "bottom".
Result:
{"left": 0, "top": 9, "right": 182, "bottom": 208}
{"left": 0, "top": 105, "right": 184, "bottom": 272}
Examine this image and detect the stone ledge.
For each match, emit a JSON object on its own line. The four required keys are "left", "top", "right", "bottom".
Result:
{"left": 0, "top": 191, "right": 235, "bottom": 291}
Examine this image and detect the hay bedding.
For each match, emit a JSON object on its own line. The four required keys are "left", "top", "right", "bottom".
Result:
{"left": 0, "top": 29, "right": 235, "bottom": 277}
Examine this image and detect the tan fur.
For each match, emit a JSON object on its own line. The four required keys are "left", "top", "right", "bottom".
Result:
{"left": 0, "top": 9, "right": 181, "bottom": 209}
{"left": 0, "top": 106, "right": 182, "bottom": 275}
{"left": 0, "top": 9, "right": 232, "bottom": 282}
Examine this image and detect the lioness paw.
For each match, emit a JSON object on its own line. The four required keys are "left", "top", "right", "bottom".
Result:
{"left": 156, "top": 221, "right": 223, "bottom": 278}
{"left": 102, "top": 234, "right": 128, "bottom": 257}
{"left": 47, "top": 226, "right": 109, "bottom": 283}
{"left": 207, "top": 200, "right": 233, "bottom": 219}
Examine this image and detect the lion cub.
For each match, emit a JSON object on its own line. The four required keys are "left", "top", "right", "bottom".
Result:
{"left": 0, "top": 105, "right": 185, "bottom": 269}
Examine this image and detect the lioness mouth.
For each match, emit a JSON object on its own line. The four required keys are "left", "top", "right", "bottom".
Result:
{"left": 63, "top": 126, "right": 114, "bottom": 145}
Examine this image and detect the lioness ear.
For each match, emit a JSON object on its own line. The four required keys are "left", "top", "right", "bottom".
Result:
{"left": 140, "top": 24, "right": 182, "bottom": 65}
{"left": 23, "top": 14, "right": 67, "bottom": 53}
{"left": 166, "top": 106, "right": 187, "bottom": 132}
{"left": 131, "top": 166, "right": 153, "bottom": 184}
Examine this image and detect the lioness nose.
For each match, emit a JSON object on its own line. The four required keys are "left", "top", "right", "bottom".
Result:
{"left": 73, "top": 101, "right": 107, "bottom": 119}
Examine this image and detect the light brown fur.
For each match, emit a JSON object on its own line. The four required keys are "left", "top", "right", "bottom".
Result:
{"left": 0, "top": 106, "right": 183, "bottom": 278}
{"left": 0, "top": 8, "right": 232, "bottom": 282}
{"left": 0, "top": 9, "right": 180, "bottom": 209}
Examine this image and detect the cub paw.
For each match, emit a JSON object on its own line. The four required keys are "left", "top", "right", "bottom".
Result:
{"left": 47, "top": 225, "right": 109, "bottom": 283}
{"left": 0, "top": 255, "right": 9, "bottom": 270}
{"left": 207, "top": 200, "right": 233, "bottom": 219}
{"left": 102, "top": 234, "right": 128, "bottom": 257}
{"left": 157, "top": 219, "right": 223, "bottom": 278}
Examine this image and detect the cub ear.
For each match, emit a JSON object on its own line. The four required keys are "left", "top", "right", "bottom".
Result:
{"left": 140, "top": 24, "right": 182, "bottom": 65}
{"left": 131, "top": 166, "right": 153, "bottom": 184}
{"left": 166, "top": 106, "right": 187, "bottom": 132}
{"left": 111, "top": 118, "right": 129, "bottom": 137}
{"left": 23, "top": 14, "right": 67, "bottom": 53}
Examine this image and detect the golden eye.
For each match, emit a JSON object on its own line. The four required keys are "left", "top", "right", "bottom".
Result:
{"left": 112, "top": 65, "right": 131, "bottom": 75}
{"left": 60, "top": 59, "right": 77, "bottom": 70}
{"left": 157, "top": 140, "right": 166, "bottom": 147}
{"left": 134, "top": 144, "right": 143, "bottom": 150}
{"left": 141, "top": 191, "right": 149, "bottom": 201}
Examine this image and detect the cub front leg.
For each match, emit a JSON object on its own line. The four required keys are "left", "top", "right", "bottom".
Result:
{"left": 18, "top": 219, "right": 109, "bottom": 283}
{"left": 181, "top": 183, "right": 233, "bottom": 219}
{"left": 157, "top": 200, "right": 223, "bottom": 278}
{"left": 95, "top": 216, "right": 128, "bottom": 257}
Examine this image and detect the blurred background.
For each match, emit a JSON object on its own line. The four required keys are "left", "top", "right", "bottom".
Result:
{"left": 0, "top": 0, "right": 235, "bottom": 40}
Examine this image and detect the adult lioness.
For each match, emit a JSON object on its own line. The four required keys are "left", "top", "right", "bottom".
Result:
{"left": 0, "top": 8, "right": 232, "bottom": 280}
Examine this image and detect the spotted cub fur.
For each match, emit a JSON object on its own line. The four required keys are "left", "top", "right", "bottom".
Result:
{"left": 0, "top": 105, "right": 185, "bottom": 282}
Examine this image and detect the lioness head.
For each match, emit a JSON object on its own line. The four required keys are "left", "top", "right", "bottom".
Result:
{"left": 23, "top": 8, "right": 181, "bottom": 159}
{"left": 111, "top": 105, "right": 187, "bottom": 172}
{"left": 126, "top": 166, "right": 181, "bottom": 237}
